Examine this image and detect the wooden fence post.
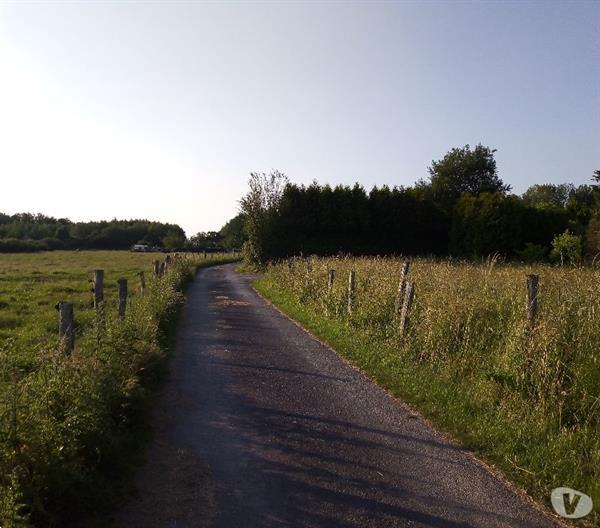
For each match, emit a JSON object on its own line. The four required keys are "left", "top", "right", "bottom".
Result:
{"left": 399, "top": 281, "right": 415, "bottom": 336}
{"left": 165, "top": 254, "right": 172, "bottom": 273}
{"left": 526, "top": 274, "right": 539, "bottom": 324}
{"left": 153, "top": 260, "right": 160, "bottom": 277}
{"left": 327, "top": 269, "right": 335, "bottom": 291}
{"left": 138, "top": 271, "right": 146, "bottom": 294}
{"left": 58, "top": 301, "right": 74, "bottom": 354}
{"left": 394, "top": 259, "right": 410, "bottom": 314}
{"left": 93, "top": 270, "right": 104, "bottom": 310}
{"left": 159, "top": 261, "right": 166, "bottom": 277}
{"left": 117, "top": 278, "right": 128, "bottom": 318}
{"left": 347, "top": 271, "right": 356, "bottom": 314}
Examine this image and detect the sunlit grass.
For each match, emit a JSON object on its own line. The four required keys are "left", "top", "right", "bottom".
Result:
{"left": 0, "top": 251, "right": 165, "bottom": 361}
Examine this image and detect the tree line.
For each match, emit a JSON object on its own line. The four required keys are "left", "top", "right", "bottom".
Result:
{"left": 239, "top": 145, "right": 600, "bottom": 265}
{"left": 0, "top": 214, "right": 187, "bottom": 252}
{"left": 3, "top": 144, "right": 597, "bottom": 261}
{"left": 0, "top": 213, "right": 245, "bottom": 253}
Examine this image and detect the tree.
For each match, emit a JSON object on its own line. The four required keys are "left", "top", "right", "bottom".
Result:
{"left": 219, "top": 213, "right": 247, "bottom": 250}
{"left": 551, "top": 230, "right": 582, "bottom": 265}
{"left": 585, "top": 217, "right": 600, "bottom": 259}
{"left": 566, "top": 184, "right": 598, "bottom": 228}
{"left": 239, "top": 170, "right": 288, "bottom": 265}
{"left": 450, "top": 192, "right": 568, "bottom": 258}
{"left": 188, "top": 231, "right": 223, "bottom": 250}
{"left": 425, "top": 144, "right": 510, "bottom": 213}
{"left": 161, "top": 232, "right": 186, "bottom": 250}
{"left": 522, "top": 183, "right": 573, "bottom": 210}
{"left": 450, "top": 193, "right": 525, "bottom": 257}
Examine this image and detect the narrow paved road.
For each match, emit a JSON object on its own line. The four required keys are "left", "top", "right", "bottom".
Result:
{"left": 116, "top": 264, "right": 561, "bottom": 528}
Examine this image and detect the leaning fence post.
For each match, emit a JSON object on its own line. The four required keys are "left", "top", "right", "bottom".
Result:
{"left": 394, "top": 259, "right": 410, "bottom": 314}
{"left": 153, "top": 260, "right": 160, "bottom": 277}
{"left": 327, "top": 269, "right": 335, "bottom": 291}
{"left": 347, "top": 271, "right": 356, "bottom": 314}
{"left": 58, "top": 301, "right": 74, "bottom": 354}
{"left": 526, "top": 274, "right": 539, "bottom": 324}
{"left": 399, "top": 281, "right": 415, "bottom": 336}
{"left": 117, "top": 278, "right": 128, "bottom": 318}
{"left": 93, "top": 270, "right": 104, "bottom": 310}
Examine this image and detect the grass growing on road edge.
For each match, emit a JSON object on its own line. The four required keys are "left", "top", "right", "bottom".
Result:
{"left": 0, "top": 255, "right": 237, "bottom": 528}
{"left": 253, "top": 258, "right": 599, "bottom": 527}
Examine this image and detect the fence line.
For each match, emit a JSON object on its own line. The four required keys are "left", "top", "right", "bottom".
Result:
{"left": 54, "top": 253, "right": 221, "bottom": 352}
{"left": 308, "top": 259, "right": 542, "bottom": 336}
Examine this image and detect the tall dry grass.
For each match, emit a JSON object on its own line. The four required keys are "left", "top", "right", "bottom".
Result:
{"left": 260, "top": 255, "right": 599, "bottom": 521}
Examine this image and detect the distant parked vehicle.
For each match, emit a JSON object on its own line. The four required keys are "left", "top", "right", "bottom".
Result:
{"left": 131, "top": 244, "right": 150, "bottom": 252}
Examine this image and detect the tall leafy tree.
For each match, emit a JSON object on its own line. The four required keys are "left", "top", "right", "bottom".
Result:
{"left": 424, "top": 144, "right": 510, "bottom": 213}
{"left": 522, "top": 183, "right": 574, "bottom": 210}
{"left": 219, "top": 213, "right": 247, "bottom": 250}
{"left": 188, "top": 231, "right": 223, "bottom": 250}
{"left": 239, "top": 170, "right": 288, "bottom": 265}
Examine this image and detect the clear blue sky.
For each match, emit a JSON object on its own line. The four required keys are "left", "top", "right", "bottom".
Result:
{"left": 0, "top": 1, "right": 597, "bottom": 236}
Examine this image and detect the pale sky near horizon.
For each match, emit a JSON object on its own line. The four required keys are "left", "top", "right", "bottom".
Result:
{"left": 0, "top": 1, "right": 598, "bottom": 237}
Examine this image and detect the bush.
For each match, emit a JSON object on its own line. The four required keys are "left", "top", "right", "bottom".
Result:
{"left": 515, "top": 243, "right": 548, "bottom": 263}
{"left": 0, "top": 239, "right": 44, "bottom": 252}
{"left": 550, "top": 230, "right": 582, "bottom": 265}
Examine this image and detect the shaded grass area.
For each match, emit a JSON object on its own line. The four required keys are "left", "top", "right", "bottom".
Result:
{"left": 254, "top": 257, "right": 598, "bottom": 527}
{"left": 0, "top": 252, "right": 238, "bottom": 527}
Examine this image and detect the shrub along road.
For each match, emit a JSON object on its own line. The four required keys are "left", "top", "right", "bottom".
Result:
{"left": 116, "top": 264, "right": 562, "bottom": 528}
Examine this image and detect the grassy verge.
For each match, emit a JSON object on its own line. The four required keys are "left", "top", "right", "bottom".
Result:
{"left": 0, "top": 255, "right": 237, "bottom": 527}
{"left": 254, "top": 258, "right": 598, "bottom": 527}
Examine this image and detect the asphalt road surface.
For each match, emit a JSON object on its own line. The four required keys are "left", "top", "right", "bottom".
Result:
{"left": 116, "top": 264, "right": 562, "bottom": 528}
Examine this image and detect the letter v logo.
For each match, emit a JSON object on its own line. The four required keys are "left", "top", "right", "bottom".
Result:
{"left": 551, "top": 487, "right": 593, "bottom": 519}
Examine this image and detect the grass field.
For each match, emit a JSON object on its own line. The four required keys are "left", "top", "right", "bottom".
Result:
{"left": 0, "top": 250, "right": 236, "bottom": 527}
{"left": 0, "top": 251, "right": 171, "bottom": 362}
{"left": 255, "top": 256, "right": 599, "bottom": 526}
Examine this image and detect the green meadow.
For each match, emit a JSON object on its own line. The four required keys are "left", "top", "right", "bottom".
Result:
{"left": 0, "top": 251, "right": 162, "bottom": 361}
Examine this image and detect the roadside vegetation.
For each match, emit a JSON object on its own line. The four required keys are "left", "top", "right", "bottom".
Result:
{"left": 255, "top": 256, "right": 599, "bottom": 525}
{"left": 0, "top": 251, "right": 237, "bottom": 527}
{"left": 237, "top": 148, "right": 599, "bottom": 525}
